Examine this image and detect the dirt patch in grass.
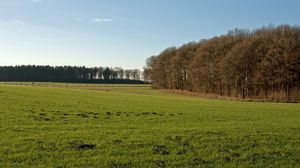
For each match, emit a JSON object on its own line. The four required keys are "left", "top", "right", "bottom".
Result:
{"left": 69, "top": 140, "right": 96, "bottom": 150}
{"left": 105, "top": 112, "right": 112, "bottom": 119}
{"left": 153, "top": 160, "right": 166, "bottom": 168}
{"left": 87, "top": 112, "right": 100, "bottom": 115}
{"left": 77, "top": 113, "right": 89, "bottom": 118}
{"left": 232, "top": 152, "right": 241, "bottom": 158}
{"left": 152, "top": 145, "right": 170, "bottom": 155}
{"left": 135, "top": 112, "right": 165, "bottom": 117}
{"left": 112, "top": 139, "right": 123, "bottom": 144}
{"left": 32, "top": 113, "right": 51, "bottom": 121}
{"left": 76, "top": 144, "right": 96, "bottom": 150}
{"left": 176, "top": 149, "right": 188, "bottom": 155}
{"left": 76, "top": 112, "right": 100, "bottom": 118}
{"left": 224, "top": 157, "right": 231, "bottom": 162}
{"left": 103, "top": 111, "right": 167, "bottom": 119}
{"left": 190, "top": 157, "right": 210, "bottom": 166}
{"left": 165, "top": 135, "right": 196, "bottom": 155}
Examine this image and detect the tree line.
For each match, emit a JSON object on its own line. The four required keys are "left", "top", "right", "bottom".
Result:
{"left": 0, "top": 65, "right": 145, "bottom": 84}
{"left": 145, "top": 25, "right": 300, "bottom": 102}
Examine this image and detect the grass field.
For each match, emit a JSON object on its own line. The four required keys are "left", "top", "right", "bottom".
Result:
{"left": 0, "top": 83, "right": 299, "bottom": 168}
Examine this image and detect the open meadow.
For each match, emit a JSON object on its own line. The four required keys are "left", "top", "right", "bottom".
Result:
{"left": 0, "top": 83, "right": 299, "bottom": 167}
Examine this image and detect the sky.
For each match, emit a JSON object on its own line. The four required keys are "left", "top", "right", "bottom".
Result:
{"left": 0, "top": 0, "right": 299, "bottom": 69}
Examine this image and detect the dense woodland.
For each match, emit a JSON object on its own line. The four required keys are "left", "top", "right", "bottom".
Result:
{"left": 0, "top": 66, "right": 144, "bottom": 84}
{"left": 144, "top": 25, "right": 300, "bottom": 102}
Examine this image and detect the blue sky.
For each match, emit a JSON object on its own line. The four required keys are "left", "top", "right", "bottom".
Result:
{"left": 0, "top": 0, "right": 299, "bottom": 68}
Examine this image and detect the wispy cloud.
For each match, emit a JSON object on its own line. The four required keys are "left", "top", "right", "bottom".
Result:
{"left": 74, "top": 18, "right": 84, "bottom": 22}
{"left": 12, "top": 20, "right": 25, "bottom": 25}
{"left": 90, "top": 18, "right": 113, "bottom": 23}
{"left": 31, "top": 0, "right": 41, "bottom": 4}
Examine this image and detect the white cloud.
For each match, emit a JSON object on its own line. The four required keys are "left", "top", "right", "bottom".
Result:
{"left": 13, "top": 20, "right": 25, "bottom": 25}
{"left": 31, "top": 0, "right": 41, "bottom": 3}
{"left": 91, "top": 18, "right": 113, "bottom": 23}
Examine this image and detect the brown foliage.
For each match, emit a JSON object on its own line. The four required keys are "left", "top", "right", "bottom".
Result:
{"left": 146, "top": 25, "right": 300, "bottom": 102}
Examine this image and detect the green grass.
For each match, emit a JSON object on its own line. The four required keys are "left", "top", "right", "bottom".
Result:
{"left": 0, "top": 83, "right": 299, "bottom": 167}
